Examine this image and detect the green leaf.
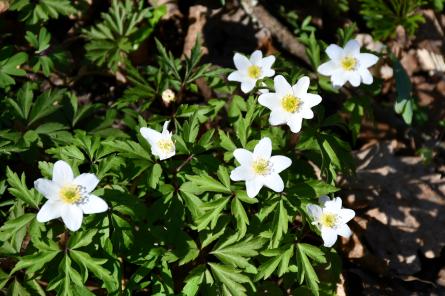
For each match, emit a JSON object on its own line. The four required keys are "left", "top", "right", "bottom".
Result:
{"left": 6, "top": 168, "right": 41, "bottom": 209}
{"left": 256, "top": 244, "right": 294, "bottom": 280}
{"left": 218, "top": 129, "right": 237, "bottom": 152}
{"left": 69, "top": 250, "right": 119, "bottom": 293}
{"left": 148, "top": 163, "right": 162, "bottom": 189}
{"left": 104, "top": 139, "right": 152, "bottom": 161}
{"left": 185, "top": 174, "right": 231, "bottom": 194}
{"left": 182, "top": 111, "right": 200, "bottom": 143}
{"left": 231, "top": 197, "right": 249, "bottom": 239}
{"left": 211, "top": 235, "right": 264, "bottom": 269}
{"left": 67, "top": 230, "right": 98, "bottom": 250}
{"left": 270, "top": 200, "right": 288, "bottom": 248}
{"left": 296, "top": 243, "right": 323, "bottom": 296}
{"left": 182, "top": 265, "right": 206, "bottom": 296}
{"left": 208, "top": 263, "right": 251, "bottom": 296}
{"left": 0, "top": 49, "right": 28, "bottom": 88}
{"left": 196, "top": 197, "right": 229, "bottom": 231}
{"left": 0, "top": 213, "right": 35, "bottom": 241}
{"left": 10, "top": 250, "right": 59, "bottom": 275}
{"left": 391, "top": 54, "right": 414, "bottom": 124}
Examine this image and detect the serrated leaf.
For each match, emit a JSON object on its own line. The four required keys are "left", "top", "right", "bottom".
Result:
{"left": 208, "top": 263, "right": 250, "bottom": 296}
{"left": 270, "top": 200, "right": 288, "bottom": 248}
{"left": 211, "top": 235, "right": 264, "bottom": 269}
{"left": 296, "top": 243, "right": 321, "bottom": 296}
{"left": 182, "top": 265, "right": 205, "bottom": 296}
{"left": 6, "top": 168, "right": 41, "bottom": 209}
{"left": 256, "top": 244, "right": 294, "bottom": 280}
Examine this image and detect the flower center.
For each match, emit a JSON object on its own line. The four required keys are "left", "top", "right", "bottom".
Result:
{"left": 281, "top": 94, "right": 301, "bottom": 113}
{"left": 157, "top": 139, "right": 174, "bottom": 154}
{"left": 341, "top": 56, "right": 358, "bottom": 71}
{"left": 252, "top": 158, "right": 272, "bottom": 176}
{"left": 247, "top": 65, "right": 261, "bottom": 79}
{"left": 59, "top": 185, "right": 82, "bottom": 204}
{"left": 320, "top": 212, "right": 338, "bottom": 228}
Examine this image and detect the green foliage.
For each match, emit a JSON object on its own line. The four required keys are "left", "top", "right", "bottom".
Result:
{"left": 10, "top": 0, "right": 75, "bottom": 24}
{"left": 391, "top": 54, "right": 414, "bottom": 124}
{"left": 83, "top": 0, "right": 165, "bottom": 71}
{"left": 359, "top": 0, "right": 426, "bottom": 39}
{"left": 0, "top": 1, "right": 372, "bottom": 295}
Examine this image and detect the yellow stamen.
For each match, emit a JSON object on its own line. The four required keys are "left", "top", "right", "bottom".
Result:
{"left": 59, "top": 185, "right": 81, "bottom": 204}
{"left": 157, "top": 139, "right": 174, "bottom": 153}
{"left": 247, "top": 65, "right": 261, "bottom": 79}
{"left": 281, "top": 94, "right": 301, "bottom": 113}
{"left": 341, "top": 56, "right": 357, "bottom": 71}
{"left": 252, "top": 158, "right": 271, "bottom": 175}
{"left": 320, "top": 213, "right": 337, "bottom": 228}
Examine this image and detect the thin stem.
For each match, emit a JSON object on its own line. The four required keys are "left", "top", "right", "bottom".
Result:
{"left": 176, "top": 154, "right": 194, "bottom": 173}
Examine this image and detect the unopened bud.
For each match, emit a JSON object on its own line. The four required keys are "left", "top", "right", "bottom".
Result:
{"left": 162, "top": 89, "right": 175, "bottom": 105}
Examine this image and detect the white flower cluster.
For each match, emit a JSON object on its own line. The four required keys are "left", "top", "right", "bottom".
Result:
{"left": 226, "top": 39, "right": 373, "bottom": 247}
{"left": 34, "top": 40, "right": 368, "bottom": 247}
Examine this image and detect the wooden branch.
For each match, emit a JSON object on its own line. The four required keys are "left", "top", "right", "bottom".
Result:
{"left": 241, "top": 0, "right": 310, "bottom": 65}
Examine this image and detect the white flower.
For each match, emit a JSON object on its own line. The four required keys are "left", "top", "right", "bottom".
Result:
{"left": 307, "top": 196, "right": 355, "bottom": 247}
{"left": 258, "top": 75, "right": 322, "bottom": 133}
{"left": 228, "top": 50, "right": 275, "bottom": 93}
{"left": 140, "top": 120, "right": 175, "bottom": 160}
{"left": 34, "top": 160, "right": 108, "bottom": 232}
{"left": 230, "top": 137, "right": 292, "bottom": 198}
{"left": 162, "top": 88, "right": 175, "bottom": 105}
{"left": 317, "top": 39, "right": 379, "bottom": 88}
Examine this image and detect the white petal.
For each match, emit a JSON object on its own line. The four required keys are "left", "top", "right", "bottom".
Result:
{"left": 339, "top": 209, "right": 355, "bottom": 223}
{"left": 336, "top": 224, "right": 352, "bottom": 238}
{"left": 228, "top": 71, "right": 243, "bottom": 82}
{"left": 347, "top": 71, "right": 361, "bottom": 87}
{"left": 331, "top": 70, "right": 348, "bottom": 88}
{"left": 301, "top": 93, "right": 322, "bottom": 109}
{"left": 321, "top": 227, "right": 338, "bottom": 247}
{"left": 249, "top": 50, "right": 263, "bottom": 64}
{"left": 34, "top": 179, "right": 59, "bottom": 200}
{"left": 325, "top": 197, "right": 342, "bottom": 211}
{"left": 258, "top": 55, "right": 275, "bottom": 71}
{"left": 233, "top": 53, "right": 251, "bottom": 70}
{"left": 269, "top": 155, "right": 292, "bottom": 173}
{"left": 292, "top": 76, "right": 310, "bottom": 97}
{"left": 230, "top": 166, "right": 253, "bottom": 181}
{"left": 61, "top": 205, "right": 83, "bottom": 232}
{"left": 140, "top": 127, "right": 161, "bottom": 145}
{"left": 80, "top": 194, "right": 108, "bottom": 214}
{"left": 162, "top": 121, "right": 170, "bottom": 134}
{"left": 317, "top": 61, "right": 338, "bottom": 76}
{"left": 287, "top": 115, "right": 303, "bottom": 133}
{"left": 307, "top": 204, "right": 322, "bottom": 220}
{"left": 359, "top": 68, "right": 373, "bottom": 85}
{"left": 318, "top": 195, "right": 331, "bottom": 206}
{"left": 258, "top": 93, "right": 280, "bottom": 110}
{"left": 274, "top": 75, "right": 292, "bottom": 94}
{"left": 263, "top": 173, "right": 284, "bottom": 192}
{"left": 37, "top": 200, "right": 62, "bottom": 222}
{"left": 233, "top": 149, "right": 253, "bottom": 166}
{"left": 158, "top": 153, "right": 174, "bottom": 160}
{"left": 358, "top": 53, "right": 379, "bottom": 68}
{"left": 52, "top": 160, "right": 74, "bottom": 187}
{"left": 269, "top": 110, "right": 288, "bottom": 125}
{"left": 240, "top": 80, "right": 256, "bottom": 93}
{"left": 73, "top": 173, "right": 99, "bottom": 193}
{"left": 326, "top": 44, "right": 343, "bottom": 61}
{"left": 245, "top": 178, "right": 263, "bottom": 198}
{"left": 262, "top": 68, "right": 275, "bottom": 78}
{"left": 253, "top": 137, "right": 272, "bottom": 159}
{"left": 344, "top": 39, "right": 360, "bottom": 56}
{"left": 299, "top": 108, "right": 314, "bottom": 119}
